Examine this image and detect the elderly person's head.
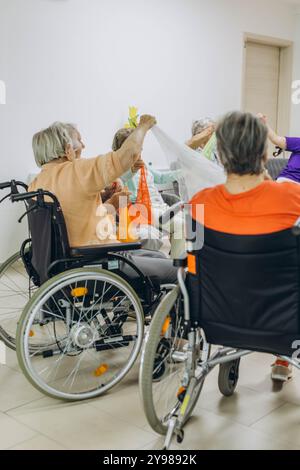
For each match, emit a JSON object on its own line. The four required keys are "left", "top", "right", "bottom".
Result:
{"left": 32, "top": 122, "right": 85, "bottom": 168}
{"left": 191, "top": 117, "right": 216, "bottom": 149}
{"left": 63, "top": 123, "right": 85, "bottom": 159}
{"left": 216, "top": 111, "right": 268, "bottom": 176}
{"left": 192, "top": 117, "right": 215, "bottom": 137}
{"left": 112, "top": 128, "right": 134, "bottom": 152}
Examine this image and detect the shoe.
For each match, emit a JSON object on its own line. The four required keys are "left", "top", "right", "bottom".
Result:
{"left": 271, "top": 359, "right": 293, "bottom": 382}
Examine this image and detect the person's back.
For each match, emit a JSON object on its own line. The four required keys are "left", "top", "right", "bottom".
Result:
{"left": 29, "top": 118, "right": 156, "bottom": 247}
{"left": 29, "top": 157, "right": 104, "bottom": 247}
{"left": 191, "top": 180, "right": 300, "bottom": 235}
{"left": 190, "top": 111, "right": 300, "bottom": 383}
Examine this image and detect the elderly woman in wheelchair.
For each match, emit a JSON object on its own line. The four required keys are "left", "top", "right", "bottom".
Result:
{"left": 140, "top": 111, "right": 300, "bottom": 449}
{"left": 0, "top": 115, "right": 179, "bottom": 401}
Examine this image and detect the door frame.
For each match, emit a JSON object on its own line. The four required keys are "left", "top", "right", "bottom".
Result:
{"left": 242, "top": 32, "right": 294, "bottom": 136}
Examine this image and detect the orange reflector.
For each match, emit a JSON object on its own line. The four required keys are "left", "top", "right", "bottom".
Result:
{"left": 187, "top": 254, "right": 197, "bottom": 275}
{"left": 29, "top": 330, "right": 35, "bottom": 337}
{"left": 71, "top": 287, "right": 88, "bottom": 298}
{"left": 161, "top": 316, "right": 171, "bottom": 336}
{"left": 94, "top": 364, "right": 109, "bottom": 377}
{"left": 177, "top": 386, "right": 186, "bottom": 398}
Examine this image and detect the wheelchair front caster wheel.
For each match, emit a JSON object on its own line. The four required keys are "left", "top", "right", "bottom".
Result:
{"left": 218, "top": 358, "right": 240, "bottom": 397}
{"left": 176, "top": 429, "right": 184, "bottom": 444}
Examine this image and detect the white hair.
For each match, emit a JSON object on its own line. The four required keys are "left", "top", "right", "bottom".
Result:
{"left": 63, "top": 123, "right": 82, "bottom": 151}
{"left": 192, "top": 117, "right": 215, "bottom": 136}
{"left": 32, "top": 122, "right": 73, "bottom": 167}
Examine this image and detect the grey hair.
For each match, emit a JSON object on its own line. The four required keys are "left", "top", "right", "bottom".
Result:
{"left": 63, "top": 123, "right": 82, "bottom": 150}
{"left": 192, "top": 117, "right": 215, "bottom": 136}
{"left": 216, "top": 111, "right": 268, "bottom": 176}
{"left": 32, "top": 122, "right": 73, "bottom": 168}
{"left": 112, "top": 128, "right": 134, "bottom": 151}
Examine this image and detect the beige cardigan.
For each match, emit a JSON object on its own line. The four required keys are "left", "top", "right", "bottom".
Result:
{"left": 29, "top": 151, "right": 132, "bottom": 247}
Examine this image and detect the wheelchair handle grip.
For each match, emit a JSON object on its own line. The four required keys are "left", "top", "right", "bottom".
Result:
{"left": 11, "top": 189, "right": 59, "bottom": 205}
{"left": 11, "top": 192, "right": 37, "bottom": 202}
{"left": 0, "top": 182, "right": 12, "bottom": 190}
{"left": 0, "top": 180, "right": 28, "bottom": 191}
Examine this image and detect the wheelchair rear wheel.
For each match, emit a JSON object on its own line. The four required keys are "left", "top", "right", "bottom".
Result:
{"left": 16, "top": 268, "right": 144, "bottom": 401}
{"left": 140, "top": 286, "right": 210, "bottom": 435}
{"left": 0, "top": 252, "right": 38, "bottom": 350}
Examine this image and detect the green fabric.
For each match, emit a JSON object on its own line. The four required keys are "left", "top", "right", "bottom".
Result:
{"left": 202, "top": 133, "right": 217, "bottom": 162}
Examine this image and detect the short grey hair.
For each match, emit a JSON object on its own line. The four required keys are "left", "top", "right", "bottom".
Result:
{"left": 63, "top": 123, "right": 82, "bottom": 151}
{"left": 192, "top": 117, "right": 215, "bottom": 136}
{"left": 32, "top": 122, "right": 73, "bottom": 167}
{"left": 216, "top": 111, "right": 268, "bottom": 176}
{"left": 112, "top": 128, "right": 134, "bottom": 151}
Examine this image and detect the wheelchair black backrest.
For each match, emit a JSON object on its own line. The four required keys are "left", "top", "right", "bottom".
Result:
{"left": 26, "top": 192, "right": 70, "bottom": 285}
{"left": 187, "top": 225, "right": 300, "bottom": 357}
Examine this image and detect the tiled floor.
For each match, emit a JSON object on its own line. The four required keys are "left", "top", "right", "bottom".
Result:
{"left": 1, "top": 347, "right": 300, "bottom": 450}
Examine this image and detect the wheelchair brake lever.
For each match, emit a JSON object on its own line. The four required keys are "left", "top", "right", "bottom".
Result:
{"left": 0, "top": 192, "right": 11, "bottom": 204}
{"left": 18, "top": 204, "right": 38, "bottom": 224}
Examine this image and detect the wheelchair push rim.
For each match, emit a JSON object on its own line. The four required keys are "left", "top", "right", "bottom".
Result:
{"left": 140, "top": 286, "right": 210, "bottom": 436}
{"left": 17, "top": 268, "right": 144, "bottom": 401}
{"left": 0, "top": 252, "right": 38, "bottom": 350}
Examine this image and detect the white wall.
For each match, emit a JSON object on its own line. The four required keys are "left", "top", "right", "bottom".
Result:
{"left": 0, "top": 0, "right": 299, "bottom": 260}
{"left": 290, "top": 5, "right": 300, "bottom": 135}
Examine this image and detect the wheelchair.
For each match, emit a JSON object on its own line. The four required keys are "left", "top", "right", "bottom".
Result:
{"left": 5, "top": 187, "right": 177, "bottom": 401}
{"left": 0, "top": 180, "right": 36, "bottom": 350}
{"left": 140, "top": 208, "right": 300, "bottom": 449}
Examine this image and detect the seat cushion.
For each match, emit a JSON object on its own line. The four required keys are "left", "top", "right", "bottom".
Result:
{"left": 119, "top": 251, "right": 177, "bottom": 287}
{"left": 70, "top": 242, "right": 141, "bottom": 257}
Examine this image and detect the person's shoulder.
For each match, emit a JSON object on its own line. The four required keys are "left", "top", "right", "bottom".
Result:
{"left": 264, "top": 181, "right": 300, "bottom": 206}
{"left": 190, "top": 185, "right": 222, "bottom": 205}
{"left": 266, "top": 180, "right": 300, "bottom": 195}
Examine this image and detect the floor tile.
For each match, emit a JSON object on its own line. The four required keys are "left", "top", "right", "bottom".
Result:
{"left": 0, "top": 412, "right": 36, "bottom": 450}
{"left": 0, "top": 365, "right": 43, "bottom": 412}
{"left": 9, "top": 435, "right": 66, "bottom": 450}
{"left": 8, "top": 398, "right": 155, "bottom": 450}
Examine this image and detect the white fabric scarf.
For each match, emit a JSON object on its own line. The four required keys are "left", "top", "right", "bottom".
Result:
{"left": 152, "top": 126, "right": 226, "bottom": 200}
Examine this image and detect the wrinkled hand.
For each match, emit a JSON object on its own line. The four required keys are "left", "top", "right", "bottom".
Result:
{"left": 101, "top": 180, "right": 123, "bottom": 202}
{"left": 108, "top": 188, "right": 131, "bottom": 210}
{"left": 139, "top": 114, "right": 157, "bottom": 131}
{"left": 193, "top": 125, "right": 214, "bottom": 147}
{"left": 131, "top": 158, "right": 145, "bottom": 174}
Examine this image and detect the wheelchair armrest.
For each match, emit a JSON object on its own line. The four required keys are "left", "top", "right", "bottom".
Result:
{"left": 70, "top": 241, "right": 142, "bottom": 257}
{"left": 161, "top": 192, "right": 181, "bottom": 207}
{"left": 159, "top": 201, "right": 184, "bottom": 227}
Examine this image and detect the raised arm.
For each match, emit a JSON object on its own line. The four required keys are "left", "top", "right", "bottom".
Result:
{"left": 115, "top": 115, "right": 156, "bottom": 171}
{"left": 186, "top": 126, "right": 214, "bottom": 150}
{"left": 257, "top": 114, "right": 287, "bottom": 150}
{"left": 74, "top": 115, "right": 156, "bottom": 193}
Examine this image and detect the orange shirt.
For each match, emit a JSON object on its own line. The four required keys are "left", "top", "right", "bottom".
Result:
{"left": 190, "top": 181, "right": 300, "bottom": 235}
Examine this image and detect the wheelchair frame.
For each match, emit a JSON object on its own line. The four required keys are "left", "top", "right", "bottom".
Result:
{"left": 153, "top": 266, "right": 300, "bottom": 449}
{"left": 1, "top": 183, "right": 178, "bottom": 400}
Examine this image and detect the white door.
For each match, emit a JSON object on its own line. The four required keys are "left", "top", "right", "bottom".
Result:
{"left": 244, "top": 41, "right": 280, "bottom": 131}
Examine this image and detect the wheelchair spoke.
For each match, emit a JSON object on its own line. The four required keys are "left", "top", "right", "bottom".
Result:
{"left": 19, "top": 270, "right": 144, "bottom": 400}
{"left": 0, "top": 254, "right": 37, "bottom": 349}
